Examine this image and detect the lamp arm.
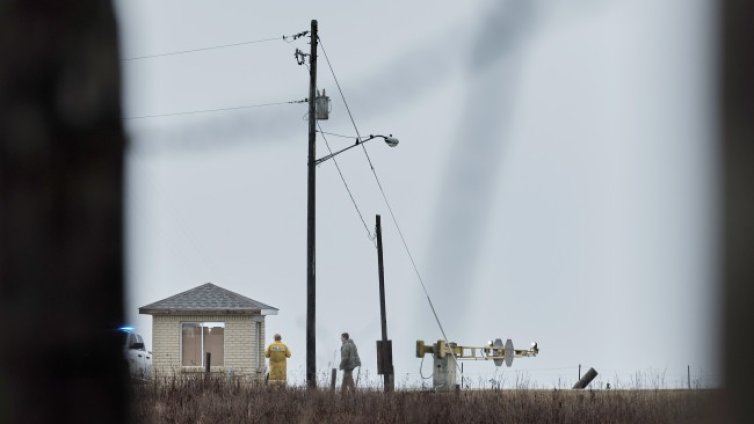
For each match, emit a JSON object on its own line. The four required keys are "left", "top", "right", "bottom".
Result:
{"left": 314, "top": 135, "right": 380, "bottom": 165}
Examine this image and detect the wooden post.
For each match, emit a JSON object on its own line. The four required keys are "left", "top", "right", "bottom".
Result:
{"left": 205, "top": 352, "right": 212, "bottom": 374}
{"left": 578, "top": 364, "right": 581, "bottom": 381}
{"left": 375, "top": 215, "right": 394, "bottom": 392}
{"left": 331, "top": 368, "right": 337, "bottom": 391}
{"left": 687, "top": 365, "right": 691, "bottom": 390}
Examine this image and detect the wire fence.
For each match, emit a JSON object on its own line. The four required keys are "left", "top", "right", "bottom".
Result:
{"left": 277, "top": 365, "right": 720, "bottom": 391}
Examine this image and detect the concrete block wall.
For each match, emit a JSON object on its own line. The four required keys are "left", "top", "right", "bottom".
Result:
{"left": 151, "top": 314, "right": 265, "bottom": 379}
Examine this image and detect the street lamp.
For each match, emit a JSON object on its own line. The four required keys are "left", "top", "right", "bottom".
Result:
{"left": 314, "top": 134, "right": 399, "bottom": 165}
{"left": 306, "top": 131, "right": 398, "bottom": 388}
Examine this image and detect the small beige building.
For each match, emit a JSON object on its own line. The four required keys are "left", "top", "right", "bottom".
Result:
{"left": 139, "top": 282, "right": 278, "bottom": 378}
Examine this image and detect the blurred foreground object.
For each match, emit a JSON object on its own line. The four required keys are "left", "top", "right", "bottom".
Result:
{"left": 0, "top": 1, "right": 127, "bottom": 422}
{"left": 723, "top": 1, "right": 754, "bottom": 423}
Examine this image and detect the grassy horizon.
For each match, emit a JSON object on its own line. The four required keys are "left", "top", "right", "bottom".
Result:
{"left": 131, "top": 375, "right": 720, "bottom": 423}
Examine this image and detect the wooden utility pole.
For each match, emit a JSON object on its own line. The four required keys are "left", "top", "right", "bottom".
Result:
{"left": 306, "top": 19, "right": 319, "bottom": 389}
{"left": 375, "top": 215, "right": 395, "bottom": 392}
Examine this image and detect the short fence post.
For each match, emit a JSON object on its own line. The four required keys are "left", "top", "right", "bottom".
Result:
{"left": 687, "top": 365, "right": 691, "bottom": 390}
{"left": 331, "top": 368, "right": 337, "bottom": 391}
{"left": 205, "top": 352, "right": 211, "bottom": 374}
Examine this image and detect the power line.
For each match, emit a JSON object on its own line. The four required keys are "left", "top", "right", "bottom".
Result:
{"left": 124, "top": 98, "right": 307, "bottom": 120}
{"left": 317, "top": 38, "right": 365, "bottom": 143}
{"left": 316, "top": 130, "right": 357, "bottom": 139}
{"left": 317, "top": 122, "right": 375, "bottom": 242}
{"left": 123, "top": 31, "right": 308, "bottom": 61}
{"left": 299, "top": 60, "right": 373, "bottom": 240}
{"left": 318, "top": 35, "right": 455, "bottom": 352}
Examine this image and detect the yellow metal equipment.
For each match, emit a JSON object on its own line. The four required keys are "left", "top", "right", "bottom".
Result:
{"left": 416, "top": 338, "right": 539, "bottom": 391}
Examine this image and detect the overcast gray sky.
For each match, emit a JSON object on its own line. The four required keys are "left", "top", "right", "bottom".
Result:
{"left": 115, "top": 0, "right": 719, "bottom": 388}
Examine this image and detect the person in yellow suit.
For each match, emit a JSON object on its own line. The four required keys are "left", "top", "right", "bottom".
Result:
{"left": 265, "top": 333, "right": 291, "bottom": 385}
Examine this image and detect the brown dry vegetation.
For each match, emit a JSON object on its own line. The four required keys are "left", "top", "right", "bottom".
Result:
{"left": 131, "top": 376, "right": 720, "bottom": 423}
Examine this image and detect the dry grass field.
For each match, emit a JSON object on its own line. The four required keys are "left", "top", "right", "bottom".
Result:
{"left": 131, "top": 376, "right": 720, "bottom": 423}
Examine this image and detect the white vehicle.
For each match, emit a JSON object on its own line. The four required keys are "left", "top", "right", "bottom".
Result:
{"left": 120, "top": 327, "right": 152, "bottom": 379}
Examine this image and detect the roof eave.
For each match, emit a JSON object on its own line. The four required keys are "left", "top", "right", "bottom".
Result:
{"left": 139, "top": 308, "right": 265, "bottom": 316}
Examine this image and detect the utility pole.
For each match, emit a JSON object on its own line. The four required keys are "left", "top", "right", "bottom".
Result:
{"left": 306, "top": 18, "right": 318, "bottom": 389}
{"left": 375, "top": 215, "right": 394, "bottom": 392}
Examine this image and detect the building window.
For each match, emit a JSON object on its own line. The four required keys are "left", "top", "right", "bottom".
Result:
{"left": 181, "top": 322, "right": 224, "bottom": 367}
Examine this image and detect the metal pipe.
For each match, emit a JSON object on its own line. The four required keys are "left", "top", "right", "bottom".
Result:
{"left": 573, "top": 367, "right": 598, "bottom": 389}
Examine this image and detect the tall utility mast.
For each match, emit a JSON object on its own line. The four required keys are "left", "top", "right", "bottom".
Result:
{"left": 306, "top": 19, "right": 318, "bottom": 389}
{"left": 301, "top": 19, "right": 392, "bottom": 389}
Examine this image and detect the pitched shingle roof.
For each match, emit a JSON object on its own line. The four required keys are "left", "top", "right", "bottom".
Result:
{"left": 138, "top": 282, "right": 278, "bottom": 316}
